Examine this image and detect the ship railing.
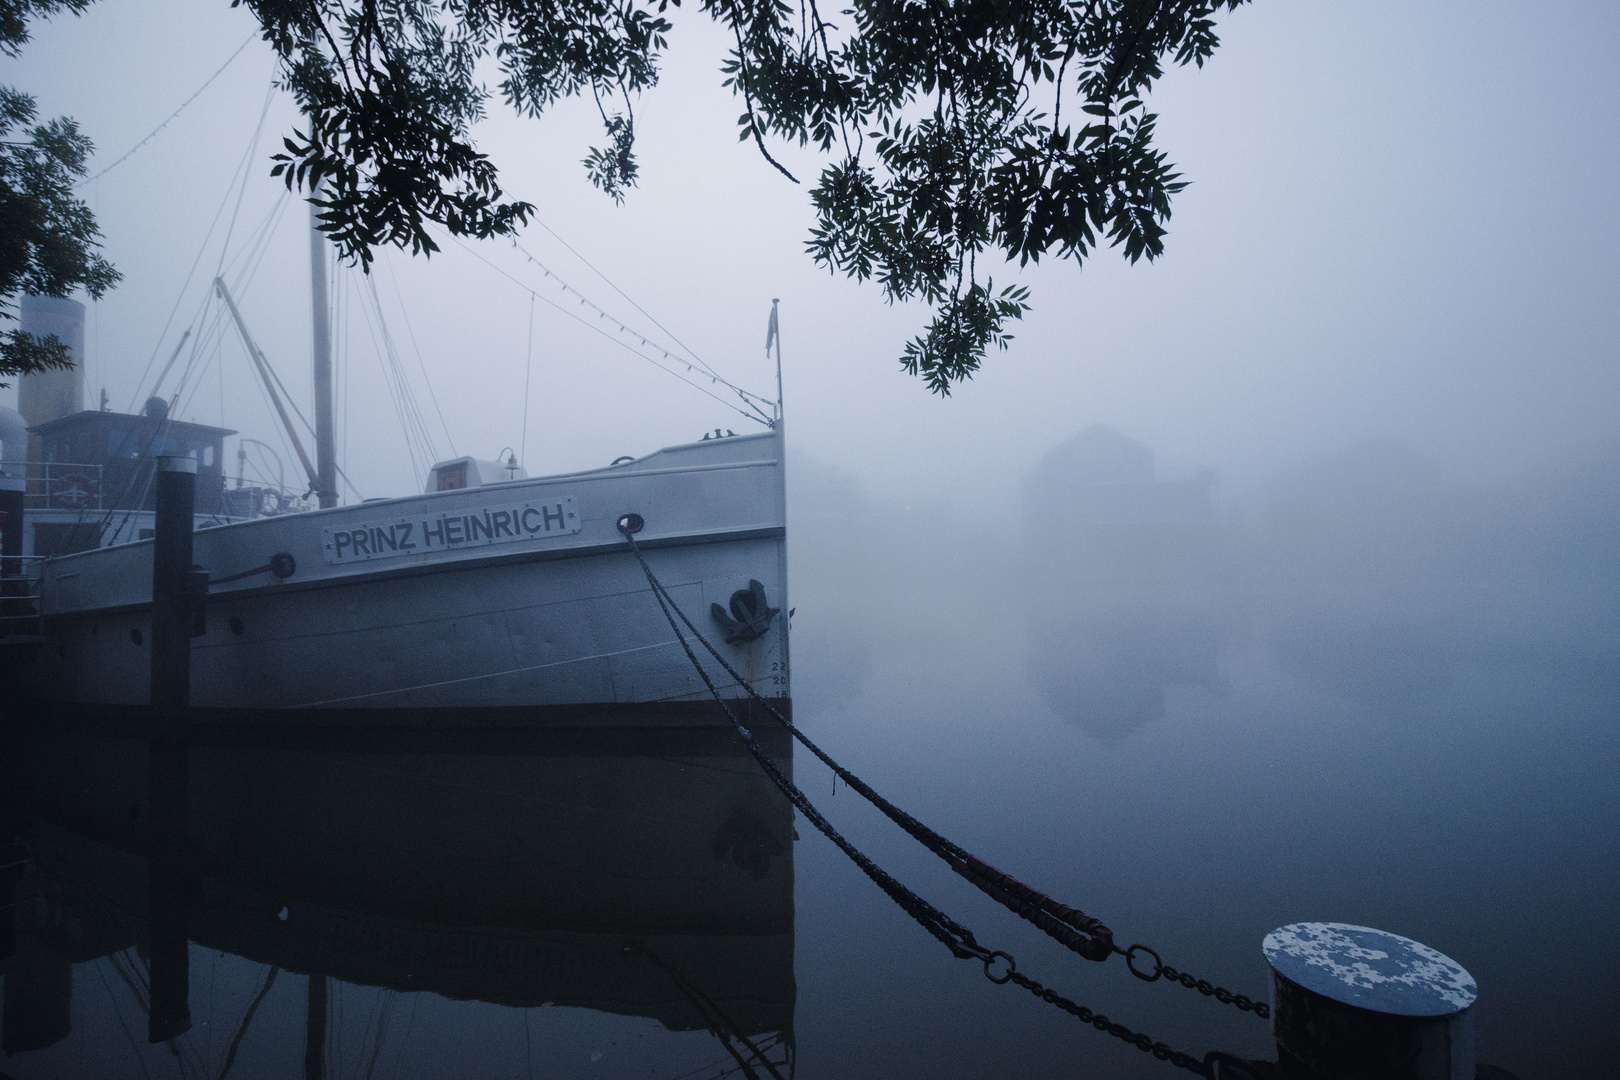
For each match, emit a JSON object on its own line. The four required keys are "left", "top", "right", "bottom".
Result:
{"left": 0, "top": 554, "right": 47, "bottom": 642}
{"left": 0, "top": 461, "right": 107, "bottom": 512}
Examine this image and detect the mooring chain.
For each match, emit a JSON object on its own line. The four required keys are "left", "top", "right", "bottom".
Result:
{"left": 1000, "top": 962, "right": 1213, "bottom": 1076}
{"left": 616, "top": 519, "right": 1216, "bottom": 1072}
{"left": 1123, "top": 945, "right": 1270, "bottom": 1018}
{"left": 614, "top": 516, "right": 1270, "bottom": 1022}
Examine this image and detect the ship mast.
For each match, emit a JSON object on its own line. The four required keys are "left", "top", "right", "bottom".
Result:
{"left": 309, "top": 184, "right": 337, "bottom": 508}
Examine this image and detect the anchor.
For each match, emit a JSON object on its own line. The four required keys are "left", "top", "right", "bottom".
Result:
{"left": 711, "top": 579, "right": 779, "bottom": 644}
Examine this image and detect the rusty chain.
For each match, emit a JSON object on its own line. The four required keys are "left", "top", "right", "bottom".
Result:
{"left": 1124, "top": 944, "right": 1271, "bottom": 1018}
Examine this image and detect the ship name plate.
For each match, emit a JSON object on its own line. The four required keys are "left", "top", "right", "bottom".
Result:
{"left": 322, "top": 497, "right": 581, "bottom": 565}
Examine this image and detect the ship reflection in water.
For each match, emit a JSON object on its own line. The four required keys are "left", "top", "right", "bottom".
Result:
{"left": 0, "top": 718, "right": 795, "bottom": 1078}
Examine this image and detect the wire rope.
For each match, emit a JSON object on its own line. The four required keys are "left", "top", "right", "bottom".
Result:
{"left": 349, "top": 268, "right": 427, "bottom": 486}
{"left": 379, "top": 251, "right": 456, "bottom": 458}
{"left": 511, "top": 233, "right": 777, "bottom": 426}
{"left": 444, "top": 234, "right": 768, "bottom": 426}
{"left": 365, "top": 274, "right": 442, "bottom": 474}
{"left": 520, "top": 291, "right": 534, "bottom": 467}
{"left": 125, "top": 80, "right": 277, "bottom": 413}
{"left": 79, "top": 32, "right": 258, "bottom": 187}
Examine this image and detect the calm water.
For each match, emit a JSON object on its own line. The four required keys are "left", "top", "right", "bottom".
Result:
{"left": 2, "top": 459, "right": 1617, "bottom": 1079}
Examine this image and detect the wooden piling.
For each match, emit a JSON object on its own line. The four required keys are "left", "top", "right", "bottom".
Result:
{"left": 146, "top": 456, "right": 196, "bottom": 1041}
{"left": 150, "top": 456, "right": 197, "bottom": 719}
{"left": 0, "top": 474, "right": 23, "bottom": 611}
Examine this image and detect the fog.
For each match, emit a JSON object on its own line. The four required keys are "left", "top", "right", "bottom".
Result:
{"left": 2, "top": 0, "right": 1615, "bottom": 513}
{"left": 1, "top": 4, "right": 1617, "bottom": 1075}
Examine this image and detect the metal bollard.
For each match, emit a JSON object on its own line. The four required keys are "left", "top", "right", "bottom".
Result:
{"left": 1264, "top": 922, "right": 1476, "bottom": 1080}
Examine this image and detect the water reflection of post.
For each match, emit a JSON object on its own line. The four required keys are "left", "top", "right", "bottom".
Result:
{"left": 306, "top": 974, "right": 328, "bottom": 1079}
{"left": 0, "top": 928, "right": 72, "bottom": 1054}
{"left": 147, "top": 738, "right": 192, "bottom": 1042}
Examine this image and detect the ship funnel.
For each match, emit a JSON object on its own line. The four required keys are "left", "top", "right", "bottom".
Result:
{"left": 17, "top": 295, "right": 85, "bottom": 462}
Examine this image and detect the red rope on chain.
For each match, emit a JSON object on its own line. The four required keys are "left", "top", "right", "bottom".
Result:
{"left": 952, "top": 855, "right": 1117, "bottom": 961}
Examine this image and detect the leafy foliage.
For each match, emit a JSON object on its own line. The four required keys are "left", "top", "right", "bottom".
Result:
{"left": 8, "top": 0, "right": 1245, "bottom": 392}
{"left": 245, "top": 0, "right": 1245, "bottom": 393}
{"left": 0, "top": 1, "right": 115, "bottom": 384}
{"left": 0, "top": 0, "right": 93, "bottom": 59}
{"left": 0, "top": 83, "right": 119, "bottom": 384}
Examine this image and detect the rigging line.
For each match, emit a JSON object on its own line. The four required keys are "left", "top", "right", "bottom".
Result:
{"left": 360, "top": 294, "right": 427, "bottom": 483}
{"left": 125, "top": 80, "right": 276, "bottom": 413}
{"left": 330, "top": 450, "right": 365, "bottom": 500}
{"left": 216, "top": 966, "right": 280, "bottom": 1080}
{"left": 523, "top": 1007, "right": 534, "bottom": 1080}
{"left": 516, "top": 226, "right": 716, "bottom": 379}
{"left": 210, "top": 79, "right": 277, "bottom": 294}
{"left": 238, "top": 331, "right": 307, "bottom": 496}
{"left": 221, "top": 186, "right": 294, "bottom": 296}
{"left": 79, "top": 31, "right": 257, "bottom": 187}
{"left": 174, "top": 334, "right": 222, "bottom": 425}
{"left": 361, "top": 271, "right": 435, "bottom": 456}
{"left": 260, "top": 343, "right": 317, "bottom": 438}
{"left": 513, "top": 229, "right": 777, "bottom": 427}
{"left": 446, "top": 235, "right": 768, "bottom": 426}
{"left": 510, "top": 236, "right": 776, "bottom": 420}
{"left": 353, "top": 293, "right": 421, "bottom": 482}
{"left": 93, "top": 959, "right": 156, "bottom": 1080}
{"left": 634, "top": 942, "right": 787, "bottom": 1080}
{"left": 93, "top": 302, "right": 234, "bottom": 545}
{"left": 208, "top": 278, "right": 361, "bottom": 501}
{"left": 145, "top": 329, "right": 194, "bottom": 417}
{"left": 146, "top": 82, "right": 276, "bottom": 422}
{"left": 182, "top": 314, "right": 368, "bottom": 504}
{"left": 351, "top": 271, "right": 426, "bottom": 485}
{"left": 366, "top": 274, "right": 441, "bottom": 468}
{"left": 359, "top": 989, "right": 395, "bottom": 1080}
{"left": 390, "top": 994, "right": 420, "bottom": 1080}
{"left": 520, "top": 292, "right": 534, "bottom": 467}
{"left": 380, "top": 251, "right": 457, "bottom": 457}
{"left": 166, "top": 302, "right": 236, "bottom": 429}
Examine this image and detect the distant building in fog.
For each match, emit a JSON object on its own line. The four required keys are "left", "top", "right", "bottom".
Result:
{"left": 1020, "top": 425, "right": 1226, "bottom": 740}
{"left": 1022, "top": 424, "right": 1217, "bottom": 573}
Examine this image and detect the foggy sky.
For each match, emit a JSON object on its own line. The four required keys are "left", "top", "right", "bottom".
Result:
{"left": 2, "top": 0, "right": 1615, "bottom": 511}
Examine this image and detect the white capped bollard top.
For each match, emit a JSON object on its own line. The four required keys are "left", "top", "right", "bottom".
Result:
{"left": 1262, "top": 922, "right": 1477, "bottom": 1017}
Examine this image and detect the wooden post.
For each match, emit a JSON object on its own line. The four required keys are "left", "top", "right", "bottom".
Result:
{"left": 1264, "top": 922, "right": 1476, "bottom": 1080}
{"left": 0, "top": 474, "right": 23, "bottom": 620}
{"left": 146, "top": 456, "right": 197, "bottom": 1042}
{"left": 0, "top": 933, "right": 72, "bottom": 1053}
{"left": 150, "top": 456, "right": 197, "bottom": 720}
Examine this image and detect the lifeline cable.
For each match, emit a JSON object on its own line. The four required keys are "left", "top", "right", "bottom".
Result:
{"left": 622, "top": 519, "right": 1271, "bottom": 1020}
{"left": 617, "top": 518, "right": 1217, "bottom": 1076}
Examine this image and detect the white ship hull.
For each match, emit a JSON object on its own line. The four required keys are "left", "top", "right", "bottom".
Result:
{"left": 12, "top": 429, "right": 789, "bottom": 722}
